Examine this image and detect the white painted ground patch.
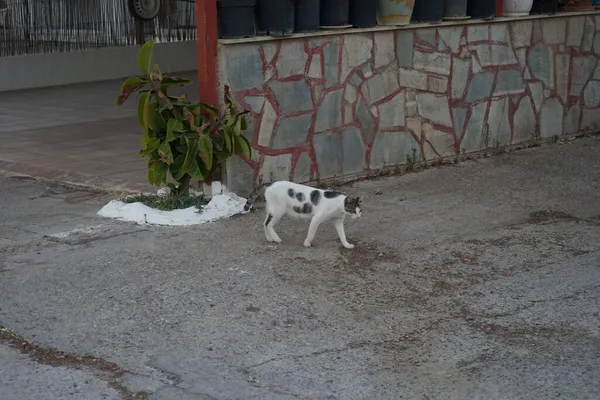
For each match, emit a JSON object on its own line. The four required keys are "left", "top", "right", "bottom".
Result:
{"left": 97, "top": 192, "right": 248, "bottom": 226}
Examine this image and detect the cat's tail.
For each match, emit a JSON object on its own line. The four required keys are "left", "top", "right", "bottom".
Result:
{"left": 243, "top": 181, "right": 271, "bottom": 211}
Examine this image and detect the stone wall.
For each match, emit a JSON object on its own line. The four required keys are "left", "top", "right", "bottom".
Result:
{"left": 218, "top": 14, "right": 600, "bottom": 193}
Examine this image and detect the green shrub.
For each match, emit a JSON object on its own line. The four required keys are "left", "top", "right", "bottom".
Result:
{"left": 115, "top": 40, "right": 251, "bottom": 195}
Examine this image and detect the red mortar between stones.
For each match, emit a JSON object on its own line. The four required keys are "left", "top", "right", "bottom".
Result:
{"left": 223, "top": 15, "right": 600, "bottom": 187}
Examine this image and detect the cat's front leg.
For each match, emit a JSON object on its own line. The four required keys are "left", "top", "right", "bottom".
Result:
{"left": 304, "top": 215, "right": 324, "bottom": 247}
{"left": 334, "top": 217, "right": 354, "bottom": 249}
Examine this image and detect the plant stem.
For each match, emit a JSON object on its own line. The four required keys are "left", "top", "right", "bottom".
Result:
{"left": 178, "top": 174, "right": 192, "bottom": 195}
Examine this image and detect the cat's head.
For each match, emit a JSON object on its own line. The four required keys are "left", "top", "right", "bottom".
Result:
{"left": 344, "top": 196, "right": 362, "bottom": 219}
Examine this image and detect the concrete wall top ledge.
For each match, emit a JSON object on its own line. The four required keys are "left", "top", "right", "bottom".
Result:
{"left": 219, "top": 10, "right": 600, "bottom": 45}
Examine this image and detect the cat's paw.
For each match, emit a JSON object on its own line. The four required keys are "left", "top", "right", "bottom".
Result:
{"left": 343, "top": 243, "right": 355, "bottom": 249}
{"left": 303, "top": 240, "right": 312, "bottom": 248}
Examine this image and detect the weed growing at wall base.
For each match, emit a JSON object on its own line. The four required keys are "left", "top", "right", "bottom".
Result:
{"left": 115, "top": 40, "right": 252, "bottom": 198}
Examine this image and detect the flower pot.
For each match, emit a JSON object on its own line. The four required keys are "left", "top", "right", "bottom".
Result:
{"left": 530, "top": 0, "right": 558, "bottom": 13}
{"left": 563, "top": 0, "right": 594, "bottom": 10}
{"left": 217, "top": 0, "right": 256, "bottom": 39}
{"left": 504, "top": 0, "right": 534, "bottom": 15}
{"left": 350, "top": 0, "right": 377, "bottom": 28}
{"left": 295, "top": 0, "right": 320, "bottom": 32}
{"left": 377, "top": 0, "right": 415, "bottom": 26}
{"left": 256, "top": 0, "right": 294, "bottom": 37}
{"left": 411, "top": 0, "right": 444, "bottom": 22}
{"left": 320, "top": 0, "right": 350, "bottom": 27}
{"left": 467, "top": 0, "right": 496, "bottom": 19}
{"left": 443, "top": 0, "right": 469, "bottom": 19}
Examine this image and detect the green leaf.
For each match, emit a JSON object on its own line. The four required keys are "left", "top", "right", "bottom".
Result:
{"left": 141, "top": 128, "right": 150, "bottom": 148}
{"left": 187, "top": 157, "right": 205, "bottom": 181}
{"left": 234, "top": 135, "right": 252, "bottom": 160}
{"left": 223, "top": 128, "right": 233, "bottom": 154}
{"left": 137, "top": 92, "right": 151, "bottom": 127}
{"left": 137, "top": 40, "right": 155, "bottom": 74}
{"left": 157, "top": 91, "right": 174, "bottom": 111}
{"left": 183, "top": 108, "right": 196, "bottom": 127}
{"left": 231, "top": 117, "right": 243, "bottom": 137}
{"left": 182, "top": 138, "right": 199, "bottom": 175}
{"left": 147, "top": 103, "right": 162, "bottom": 131}
{"left": 160, "top": 76, "right": 193, "bottom": 88}
{"left": 140, "top": 137, "right": 160, "bottom": 156}
{"left": 148, "top": 161, "right": 168, "bottom": 186}
{"left": 116, "top": 76, "right": 147, "bottom": 106}
{"left": 240, "top": 116, "right": 248, "bottom": 131}
{"left": 199, "top": 103, "right": 219, "bottom": 117}
{"left": 170, "top": 155, "right": 186, "bottom": 180}
{"left": 166, "top": 119, "right": 184, "bottom": 142}
{"left": 158, "top": 141, "right": 174, "bottom": 164}
{"left": 197, "top": 134, "right": 213, "bottom": 171}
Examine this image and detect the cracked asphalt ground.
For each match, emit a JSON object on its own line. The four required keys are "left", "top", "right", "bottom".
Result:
{"left": 1, "top": 137, "right": 600, "bottom": 400}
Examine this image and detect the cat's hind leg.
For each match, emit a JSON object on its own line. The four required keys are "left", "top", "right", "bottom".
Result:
{"left": 263, "top": 212, "right": 274, "bottom": 242}
{"left": 265, "top": 211, "right": 284, "bottom": 243}
{"left": 334, "top": 217, "right": 354, "bottom": 249}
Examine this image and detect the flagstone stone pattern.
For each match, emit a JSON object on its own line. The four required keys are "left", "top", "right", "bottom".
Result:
{"left": 218, "top": 15, "right": 600, "bottom": 193}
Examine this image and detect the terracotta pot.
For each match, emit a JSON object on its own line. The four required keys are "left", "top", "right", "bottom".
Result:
{"left": 377, "top": 0, "right": 415, "bottom": 26}
{"left": 503, "top": 0, "right": 533, "bottom": 15}
{"left": 564, "top": 0, "right": 594, "bottom": 10}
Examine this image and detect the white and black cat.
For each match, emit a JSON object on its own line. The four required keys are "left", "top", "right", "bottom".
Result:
{"left": 244, "top": 180, "right": 362, "bottom": 249}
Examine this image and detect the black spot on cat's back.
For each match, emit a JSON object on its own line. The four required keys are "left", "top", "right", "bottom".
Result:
{"left": 324, "top": 191, "right": 341, "bottom": 198}
{"left": 296, "top": 192, "right": 305, "bottom": 202}
{"left": 310, "top": 190, "right": 321, "bottom": 205}
{"left": 293, "top": 203, "right": 313, "bottom": 214}
{"left": 288, "top": 188, "right": 295, "bottom": 198}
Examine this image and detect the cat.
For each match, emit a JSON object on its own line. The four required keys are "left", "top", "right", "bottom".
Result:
{"left": 244, "top": 180, "right": 362, "bottom": 249}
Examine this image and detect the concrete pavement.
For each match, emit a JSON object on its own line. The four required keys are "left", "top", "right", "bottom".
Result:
{"left": 0, "top": 72, "right": 197, "bottom": 193}
{"left": 1, "top": 136, "right": 600, "bottom": 399}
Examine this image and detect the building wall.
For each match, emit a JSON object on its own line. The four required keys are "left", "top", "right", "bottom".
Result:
{"left": 218, "top": 14, "right": 600, "bottom": 194}
{"left": 0, "top": 40, "right": 198, "bottom": 91}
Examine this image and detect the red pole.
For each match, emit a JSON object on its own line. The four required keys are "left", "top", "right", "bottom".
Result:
{"left": 195, "top": 0, "right": 218, "bottom": 106}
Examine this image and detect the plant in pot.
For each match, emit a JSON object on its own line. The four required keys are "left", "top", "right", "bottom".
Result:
{"left": 411, "top": 0, "right": 444, "bottom": 22}
{"left": 443, "top": 0, "right": 469, "bottom": 19}
{"left": 467, "top": 0, "right": 496, "bottom": 19}
{"left": 377, "top": 0, "right": 415, "bottom": 26}
{"left": 295, "top": 0, "right": 320, "bottom": 33}
{"left": 530, "top": 0, "right": 558, "bottom": 13}
{"left": 217, "top": 0, "right": 256, "bottom": 39}
{"left": 504, "top": 0, "right": 534, "bottom": 15}
{"left": 256, "top": 0, "right": 294, "bottom": 36}
{"left": 350, "top": 0, "right": 377, "bottom": 28}
{"left": 563, "top": 0, "right": 594, "bottom": 10}
{"left": 115, "top": 40, "right": 252, "bottom": 198}
{"left": 321, "top": 0, "right": 350, "bottom": 27}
